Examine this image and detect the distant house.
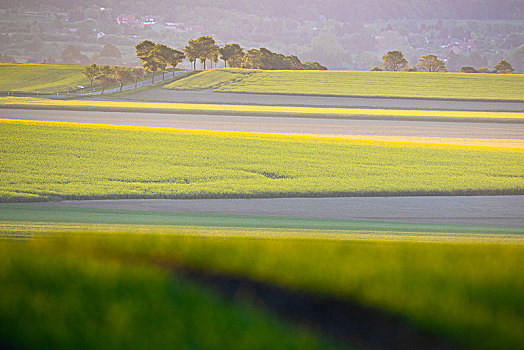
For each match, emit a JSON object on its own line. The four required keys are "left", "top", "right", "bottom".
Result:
{"left": 143, "top": 16, "right": 159, "bottom": 25}
{"left": 116, "top": 15, "right": 140, "bottom": 25}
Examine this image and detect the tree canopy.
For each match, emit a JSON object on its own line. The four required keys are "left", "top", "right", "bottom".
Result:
{"left": 493, "top": 60, "right": 514, "bottom": 74}
{"left": 60, "top": 45, "right": 89, "bottom": 65}
{"left": 417, "top": 55, "right": 447, "bottom": 72}
{"left": 219, "top": 44, "right": 244, "bottom": 68}
{"left": 81, "top": 64, "right": 99, "bottom": 87}
{"left": 380, "top": 50, "right": 408, "bottom": 71}
{"left": 240, "top": 47, "right": 326, "bottom": 70}
{"left": 135, "top": 40, "right": 186, "bottom": 82}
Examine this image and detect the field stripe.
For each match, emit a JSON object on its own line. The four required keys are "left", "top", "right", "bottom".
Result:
{"left": 2, "top": 118, "right": 522, "bottom": 150}
{"left": 1, "top": 96, "right": 523, "bottom": 121}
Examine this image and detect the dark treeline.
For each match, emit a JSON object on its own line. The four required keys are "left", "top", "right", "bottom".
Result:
{"left": 149, "top": 36, "right": 326, "bottom": 71}
{"left": 3, "top": 0, "right": 523, "bottom": 20}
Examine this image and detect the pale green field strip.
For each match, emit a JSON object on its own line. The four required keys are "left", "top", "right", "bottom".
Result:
{"left": 0, "top": 63, "right": 91, "bottom": 93}
{"left": 1, "top": 96, "right": 523, "bottom": 121}
{"left": 165, "top": 69, "right": 524, "bottom": 101}
{"left": 1, "top": 204, "right": 522, "bottom": 243}
{"left": 2, "top": 231, "right": 523, "bottom": 349}
{"left": 1, "top": 119, "right": 523, "bottom": 201}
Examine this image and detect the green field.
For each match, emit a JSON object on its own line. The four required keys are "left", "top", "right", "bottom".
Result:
{"left": 0, "top": 205, "right": 522, "bottom": 349}
{"left": 2, "top": 96, "right": 523, "bottom": 122}
{"left": 0, "top": 234, "right": 336, "bottom": 350}
{"left": 1, "top": 119, "right": 523, "bottom": 201}
{"left": 2, "top": 204, "right": 522, "bottom": 241}
{"left": 164, "top": 69, "right": 524, "bottom": 101}
{"left": 0, "top": 63, "right": 93, "bottom": 93}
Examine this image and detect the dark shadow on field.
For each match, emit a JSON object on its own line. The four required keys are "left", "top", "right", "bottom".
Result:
{"left": 177, "top": 267, "right": 456, "bottom": 350}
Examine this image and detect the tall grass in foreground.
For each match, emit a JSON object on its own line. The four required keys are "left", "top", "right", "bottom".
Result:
{"left": 164, "top": 69, "right": 524, "bottom": 101}
{"left": 0, "top": 231, "right": 522, "bottom": 349}
{"left": 0, "top": 119, "right": 522, "bottom": 201}
{"left": 0, "top": 239, "right": 336, "bottom": 350}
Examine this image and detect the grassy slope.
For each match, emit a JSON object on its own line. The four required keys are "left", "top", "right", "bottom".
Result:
{"left": 164, "top": 69, "right": 524, "bottom": 101}
{"left": 0, "top": 241, "right": 336, "bottom": 350}
{"left": 1, "top": 119, "right": 523, "bottom": 201}
{"left": 1, "top": 96, "right": 523, "bottom": 121}
{"left": 0, "top": 63, "right": 92, "bottom": 93}
{"left": 0, "top": 226, "right": 522, "bottom": 349}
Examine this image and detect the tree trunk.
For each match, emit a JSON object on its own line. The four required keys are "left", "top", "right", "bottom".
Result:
{"left": 119, "top": 83, "right": 123, "bottom": 92}
{"left": 101, "top": 88, "right": 104, "bottom": 95}
{"left": 90, "top": 78, "right": 93, "bottom": 87}
{"left": 135, "top": 79, "right": 138, "bottom": 88}
{"left": 162, "top": 71, "right": 165, "bottom": 80}
{"left": 152, "top": 73, "right": 155, "bottom": 84}
{"left": 203, "top": 60, "right": 206, "bottom": 70}
{"left": 224, "top": 60, "right": 227, "bottom": 68}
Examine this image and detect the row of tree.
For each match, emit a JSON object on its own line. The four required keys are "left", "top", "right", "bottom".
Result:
{"left": 374, "top": 50, "right": 515, "bottom": 74}
{"left": 135, "top": 36, "right": 327, "bottom": 76}
{"left": 135, "top": 41, "right": 185, "bottom": 83}
{"left": 82, "top": 64, "right": 146, "bottom": 94}
{"left": 461, "top": 61, "right": 515, "bottom": 74}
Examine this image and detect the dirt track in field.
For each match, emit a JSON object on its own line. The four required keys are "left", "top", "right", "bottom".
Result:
{"left": 2, "top": 109, "right": 524, "bottom": 141}
{"left": 40, "top": 196, "right": 524, "bottom": 227}
{"left": 114, "top": 89, "right": 524, "bottom": 111}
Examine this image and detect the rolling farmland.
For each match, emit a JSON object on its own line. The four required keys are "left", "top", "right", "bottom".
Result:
{"left": 1, "top": 64, "right": 524, "bottom": 350}
{"left": 1, "top": 119, "right": 523, "bottom": 201}
{"left": 0, "top": 63, "right": 92, "bottom": 93}
{"left": 164, "top": 69, "right": 524, "bottom": 101}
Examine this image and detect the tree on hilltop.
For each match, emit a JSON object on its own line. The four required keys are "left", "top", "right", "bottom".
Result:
{"left": 417, "top": 54, "right": 447, "bottom": 72}
{"left": 167, "top": 48, "right": 185, "bottom": 75}
{"left": 461, "top": 66, "right": 477, "bottom": 73}
{"left": 303, "top": 61, "right": 327, "bottom": 70}
{"left": 135, "top": 40, "right": 156, "bottom": 61}
{"left": 194, "top": 36, "right": 219, "bottom": 70}
{"left": 241, "top": 49, "right": 264, "bottom": 69}
{"left": 219, "top": 43, "right": 244, "bottom": 68}
{"left": 493, "top": 60, "right": 514, "bottom": 74}
{"left": 135, "top": 40, "right": 159, "bottom": 83}
{"left": 380, "top": 50, "right": 408, "bottom": 71}
{"left": 184, "top": 39, "right": 199, "bottom": 70}
{"left": 150, "top": 44, "right": 171, "bottom": 80}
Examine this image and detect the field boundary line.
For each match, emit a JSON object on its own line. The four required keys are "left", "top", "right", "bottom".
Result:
{"left": 212, "top": 90, "right": 524, "bottom": 103}
{"left": 1, "top": 105, "right": 523, "bottom": 124}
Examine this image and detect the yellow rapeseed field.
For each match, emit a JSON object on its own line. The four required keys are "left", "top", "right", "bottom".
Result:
{"left": 1, "top": 119, "right": 522, "bottom": 201}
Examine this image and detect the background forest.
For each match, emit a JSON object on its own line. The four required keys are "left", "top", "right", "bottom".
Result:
{"left": 0, "top": 0, "right": 523, "bottom": 71}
